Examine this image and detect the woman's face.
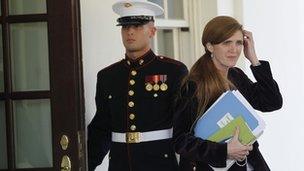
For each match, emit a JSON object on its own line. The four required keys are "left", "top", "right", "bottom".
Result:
{"left": 208, "top": 30, "right": 244, "bottom": 72}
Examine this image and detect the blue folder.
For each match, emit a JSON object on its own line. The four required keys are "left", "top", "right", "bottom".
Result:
{"left": 194, "top": 91, "right": 259, "bottom": 140}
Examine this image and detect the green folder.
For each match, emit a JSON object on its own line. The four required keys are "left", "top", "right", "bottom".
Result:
{"left": 208, "top": 115, "right": 256, "bottom": 145}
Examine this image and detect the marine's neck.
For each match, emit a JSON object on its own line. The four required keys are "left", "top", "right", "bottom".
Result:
{"left": 126, "top": 47, "right": 151, "bottom": 60}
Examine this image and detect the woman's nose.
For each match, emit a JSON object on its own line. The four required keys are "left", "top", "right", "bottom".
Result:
{"left": 229, "top": 44, "right": 237, "bottom": 52}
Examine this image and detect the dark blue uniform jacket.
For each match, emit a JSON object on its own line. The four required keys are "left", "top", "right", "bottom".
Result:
{"left": 88, "top": 50, "right": 188, "bottom": 171}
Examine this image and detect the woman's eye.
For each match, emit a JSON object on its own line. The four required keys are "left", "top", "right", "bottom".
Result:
{"left": 237, "top": 41, "right": 244, "bottom": 45}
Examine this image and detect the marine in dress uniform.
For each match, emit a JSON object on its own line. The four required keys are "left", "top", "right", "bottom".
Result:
{"left": 87, "top": 1, "right": 188, "bottom": 171}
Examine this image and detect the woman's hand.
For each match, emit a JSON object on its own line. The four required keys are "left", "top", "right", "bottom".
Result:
{"left": 243, "top": 30, "right": 260, "bottom": 66}
{"left": 227, "top": 127, "right": 253, "bottom": 161}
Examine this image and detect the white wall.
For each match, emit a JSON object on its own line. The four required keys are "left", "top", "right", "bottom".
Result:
{"left": 80, "top": 0, "right": 123, "bottom": 170}
{"left": 242, "top": 0, "right": 304, "bottom": 170}
{"left": 218, "top": 0, "right": 304, "bottom": 170}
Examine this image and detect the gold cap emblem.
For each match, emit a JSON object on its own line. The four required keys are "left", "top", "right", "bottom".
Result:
{"left": 124, "top": 3, "right": 132, "bottom": 8}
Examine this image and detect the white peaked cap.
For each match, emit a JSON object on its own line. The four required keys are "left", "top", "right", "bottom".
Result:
{"left": 112, "top": 0, "right": 164, "bottom": 17}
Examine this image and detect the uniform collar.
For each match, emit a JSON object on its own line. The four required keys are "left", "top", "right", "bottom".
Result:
{"left": 124, "top": 49, "right": 156, "bottom": 68}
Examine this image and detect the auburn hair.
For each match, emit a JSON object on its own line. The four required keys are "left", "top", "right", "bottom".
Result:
{"left": 183, "top": 16, "right": 243, "bottom": 117}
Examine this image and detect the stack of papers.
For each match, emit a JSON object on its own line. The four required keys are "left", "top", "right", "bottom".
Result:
{"left": 194, "top": 90, "right": 265, "bottom": 170}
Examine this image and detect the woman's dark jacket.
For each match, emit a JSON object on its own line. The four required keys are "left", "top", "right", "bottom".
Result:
{"left": 173, "top": 61, "right": 283, "bottom": 171}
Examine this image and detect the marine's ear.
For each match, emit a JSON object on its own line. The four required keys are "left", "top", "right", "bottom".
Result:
{"left": 147, "top": 22, "right": 156, "bottom": 38}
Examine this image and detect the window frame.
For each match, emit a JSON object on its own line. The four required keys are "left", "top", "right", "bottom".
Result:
{"left": 152, "top": 0, "right": 189, "bottom": 61}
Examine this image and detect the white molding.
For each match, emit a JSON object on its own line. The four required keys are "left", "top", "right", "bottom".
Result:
{"left": 234, "top": 0, "right": 244, "bottom": 22}
{"left": 173, "top": 28, "right": 180, "bottom": 60}
{"left": 188, "top": 0, "right": 204, "bottom": 59}
{"left": 183, "top": 0, "right": 189, "bottom": 22}
{"left": 155, "top": 19, "right": 189, "bottom": 29}
{"left": 188, "top": 0, "right": 219, "bottom": 59}
{"left": 164, "top": 0, "right": 169, "bottom": 19}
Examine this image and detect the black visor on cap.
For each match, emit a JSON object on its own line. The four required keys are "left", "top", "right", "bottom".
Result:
{"left": 117, "top": 15, "right": 154, "bottom": 26}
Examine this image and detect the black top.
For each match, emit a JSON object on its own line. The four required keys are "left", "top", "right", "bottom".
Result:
{"left": 87, "top": 50, "right": 188, "bottom": 171}
{"left": 173, "top": 61, "right": 283, "bottom": 171}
